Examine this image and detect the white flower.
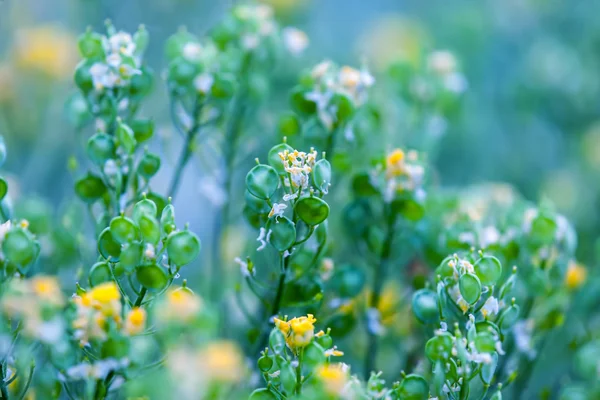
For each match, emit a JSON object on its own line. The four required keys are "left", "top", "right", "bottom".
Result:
{"left": 182, "top": 42, "right": 202, "bottom": 62}
{"left": 144, "top": 243, "right": 156, "bottom": 259}
{"left": 282, "top": 27, "right": 309, "bottom": 56}
{"left": 311, "top": 60, "right": 333, "bottom": 79}
{"left": 193, "top": 73, "right": 214, "bottom": 94}
{"left": 242, "top": 34, "right": 260, "bottom": 50}
{"left": 366, "top": 308, "right": 385, "bottom": 335}
{"left": 256, "top": 227, "right": 268, "bottom": 251}
{"left": 427, "top": 50, "right": 457, "bottom": 75}
{"left": 479, "top": 226, "right": 500, "bottom": 249}
{"left": 108, "top": 32, "right": 136, "bottom": 57}
{"left": 481, "top": 297, "right": 499, "bottom": 318}
{"left": 268, "top": 203, "right": 288, "bottom": 220}
{"left": 235, "top": 257, "right": 254, "bottom": 277}
{"left": 282, "top": 192, "right": 298, "bottom": 202}
{"left": 444, "top": 72, "right": 468, "bottom": 94}
{"left": 360, "top": 70, "right": 375, "bottom": 87}
{"left": 0, "top": 220, "right": 11, "bottom": 242}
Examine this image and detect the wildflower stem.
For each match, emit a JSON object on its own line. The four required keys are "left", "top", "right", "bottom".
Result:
{"left": 16, "top": 363, "right": 34, "bottom": 400}
{"left": 364, "top": 207, "right": 396, "bottom": 379}
{"left": 257, "top": 253, "right": 290, "bottom": 351}
{"left": 168, "top": 100, "right": 204, "bottom": 199}
{"left": 0, "top": 363, "right": 9, "bottom": 400}
{"left": 134, "top": 287, "right": 147, "bottom": 307}
{"left": 295, "top": 349, "right": 303, "bottom": 395}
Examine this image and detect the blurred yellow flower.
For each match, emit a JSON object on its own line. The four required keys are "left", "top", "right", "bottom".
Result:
{"left": 317, "top": 363, "right": 348, "bottom": 396}
{"left": 31, "top": 276, "right": 64, "bottom": 306}
{"left": 89, "top": 282, "right": 121, "bottom": 305}
{"left": 199, "top": 341, "right": 245, "bottom": 383}
{"left": 565, "top": 260, "right": 586, "bottom": 290}
{"left": 13, "top": 25, "right": 77, "bottom": 79}
{"left": 356, "top": 16, "right": 427, "bottom": 71}
{"left": 125, "top": 307, "right": 147, "bottom": 335}
{"left": 259, "top": 0, "right": 311, "bottom": 16}
{"left": 157, "top": 288, "right": 203, "bottom": 323}
{"left": 386, "top": 148, "right": 405, "bottom": 177}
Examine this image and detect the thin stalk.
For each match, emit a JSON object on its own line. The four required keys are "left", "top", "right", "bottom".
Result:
{"left": 134, "top": 287, "right": 147, "bottom": 307}
{"left": 364, "top": 209, "right": 396, "bottom": 379}
{"left": 295, "top": 349, "right": 303, "bottom": 395}
{"left": 17, "top": 364, "right": 34, "bottom": 400}
{"left": 0, "top": 363, "right": 9, "bottom": 400}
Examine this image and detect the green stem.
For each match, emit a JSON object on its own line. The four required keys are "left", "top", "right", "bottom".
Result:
{"left": 134, "top": 287, "right": 147, "bottom": 307}
{"left": 0, "top": 363, "right": 9, "bottom": 400}
{"left": 17, "top": 363, "right": 34, "bottom": 400}
{"left": 364, "top": 208, "right": 396, "bottom": 379}
{"left": 257, "top": 253, "right": 290, "bottom": 352}
{"left": 295, "top": 349, "right": 303, "bottom": 395}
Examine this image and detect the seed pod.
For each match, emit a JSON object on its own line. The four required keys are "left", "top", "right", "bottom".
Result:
{"left": 351, "top": 172, "right": 379, "bottom": 197}
{"left": 474, "top": 332, "right": 497, "bottom": 353}
{"left": 74, "top": 60, "right": 95, "bottom": 93}
{"left": 165, "top": 30, "right": 198, "bottom": 61}
{"left": 244, "top": 190, "right": 270, "bottom": 213}
{"left": 138, "top": 214, "right": 161, "bottom": 245}
{"left": 98, "top": 227, "right": 121, "bottom": 261}
{"left": 316, "top": 333, "right": 333, "bottom": 350}
{"left": 436, "top": 256, "right": 455, "bottom": 279}
{"left": 160, "top": 204, "right": 176, "bottom": 234}
{"left": 211, "top": 75, "right": 236, "bottom": 98}
{"left": 268, "top": 143, "right": 294, "bottom": 175}
{"left": 412, "top": 289, "right": 439, "bottom": 324}
{"left": 87, "top": 133, "right": 116, "bottom": 166}
{"left": 280, "top": 363, "right": 296, "bottom": 394}
{"left": 136, "top": 263, "right": 168, "bottom": 290}
{"left": 110, "top": 216, "right": 138, "bottom": 244}
{"left": 574, "top": 340, "right": 600, "bottom": 380}
{"left": 303, "top": 342, "right": 326, "bottom": 368}
{"left": 269, "top": 328, "right": 286, "bottom": 354}
{"left": 425, "top": 332, "right": 453, "bottom": 362}
{"left": 137, "top": 153, "right": 160, "bottom": 179}
{"left": 245, "top": 165, "right": 279, "bottom": 200}
{"left": 278, "top": 113, "right": 301, "bottom": 137}
{"left": 295, "top": 196, "right": 329, "bottom": 226}
{"left": 75, "top": 174, "right": 107, "bottom": 203}
{"left": 396, "top": 374, "right": 429, "bottom": 400}
{"left": 120, "top": 242, "right": 143, "bottom": 273}
{"left": 459, "top": 273, "right": 482, "bottom": 305}
{"left": 312, "top": 159, "right": 331, "bottom": 193}
{"left": 290, "top": 86, "right": 317, "bottom": 116}
{"left": 331, "top": 265, "right": 365, "bottom": 298}
{"left": 474, "top": 255, "right": 503, "bottom": 286}
{"left": 249, "top": 388, "right": 277, "bottom": 400}
{"left": 332, "top": 92, "right": 355, "bottom": 125}
{"left": 480, "top": 352, "right": 498, "bottom": 385}
{"left": 132, "top": 199, "right": 158, "bottom": 225}
{"left": 2, "top": 228, "right": 35, "bottom": 266}
{"left": 116, "top": 121, "right": 136, "bottom": 154}
{"left": 265, "top": 217, "right": 296, "bottom": 251}
{"left": 166, "top": 230, "right": 201, "bottom": 266}
{"left": 0, "top": 178, "right": 7, "bottom": 200}
{"left": 498, "top": 304, "right": 520, "bottom": 332}
{"left": 168, "top": 59, "right": 198, "bottom": 86}
{"left": 78, "top": 30, "right": 104, "bottom": 59}
{"left": 130, "top": 67, "right": 153, "bottom": 99}
{"left": 133, "top": 25, "right": 149, "bottom": 55}
{"left": 130, "top": 119, "right": 155, "bottom": 143}
{"left": 257, "top": 355, "right": 273, "bottom": 372}
{"left": 89, "top": 261, "right": 112, "bottom": 286}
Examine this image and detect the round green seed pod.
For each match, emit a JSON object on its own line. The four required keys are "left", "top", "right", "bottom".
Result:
{"left": 74, "top": 59, "right": 95, "bottom": 93}
{"left": 312, "top": 159, "right": 332, "bottom": 193}
{"left": 295, "top": 196, "right": 329, "bottom": 226}
{"left": 425, "top": 332, "right": 453, "bottom": 362}
{"left": 138, "top": 214, "right": 161, "bottom": 245}
{"left": 160, "top": 204, "right": 176, "bottom": 235}
{"left": 130, "top": 119, "right": 155, "bottom": 143}
{"left": 257, "top": 355, "right": 274, "bottom": 372}
{"left": 120, "top": 242, "right": 143, "bottom": 273}
{"left": 86, "top": 133, "right": 116, "bottom": 166}
{"left": 268, "top": 143, "right": 294, "bottom": 175}
{"left": 303, "top": 342, "right": 326, "bottom": 368}
{"left": 110, "top": 216, "right": 138, "bottom": 244}
{"left": 249, "top": 389, "right": 277, "bottom": 400}
{"left": 269, "top": 328, "right": 286, "bottom": 354}
{"left": 78, "top": 30, "right": 104, "bottom": 59}
{"left": 498, "top": 304, "right": 520, "bottom": 332}
{"left": 166, "top": 230, "right": 201, "bottom": 266}
{"left": 265, "top": 217, "right": 296, "bottom": 251}
{"left": 412, "top": 288, "right": 439, "bottom": 324}
{"left": 245, "top": 165, "right": 279, "bottom": 200}
{"left": 0, "top": 178, "right": 7, "bottom": 201}
{"left": 116, "top": 121, "right": 136, "bottom": 154}
{"left": 136, "top": 263, "right": 168, "bottom": 290}
{"left": 132, "top": 199, "right": 157, "bottom": 225}
{"left": 459, "top": 273, "right": 482, "bottom": 305}
{"left": 89, "top": 261, "right": 112, "bottom": 286}
{"left": 2, "top": 228, "right": 36, "bottom": 266}
{"left": 474, "top": 332, "right": 497, "bottom": 353}
{"left": 474, "top": 255, "right": 503, "bottom": 286}
{"left": 74, "top": 174, "right": 107, "bottom": 203}
{"left": 98, "top": 227, "right": 122, "bottom": 261}
{"left": 396, "top": 374, "right": 429, "bottom": 400}
{"left": 138, "top": 152, "right": 161, "bottom": 179}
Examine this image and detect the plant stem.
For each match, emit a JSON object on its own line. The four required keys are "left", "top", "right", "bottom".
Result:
{"left": 295, "top": 349, "right": 303, "bottom": 395}
{"left": 168, "top": 101, "right": 203, "bottom": 199}
{"left": 134, "top": 287, "right": 147, "bottom": 307}
{"left": 0, "top": 363, "right": 9, "bottom": 400}
{"left": 364, "top": 209, "right": 396, "bottom": 379}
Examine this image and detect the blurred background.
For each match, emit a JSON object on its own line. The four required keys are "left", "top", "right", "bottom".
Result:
{"left": 1, "top": 0, "right": 600, "bottom": 264}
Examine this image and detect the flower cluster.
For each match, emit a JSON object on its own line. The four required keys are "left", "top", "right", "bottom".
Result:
{"left": 274, "top": 314, "right": 318, "bottom": 350}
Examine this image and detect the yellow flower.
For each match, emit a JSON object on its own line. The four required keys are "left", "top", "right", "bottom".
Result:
{"left": 386, "top": 149, "right": 405, "bottom": 177}
{"left": 157, "top": 288, "right": 202, "bottom": 323}
{"left": 317, "top": 363, "right": 348, "bottom": 396}
{"left": 274, "top": 314, "right": 317, "bottom": 349}
{"left": 565, "top": 261, "right": 587, "bottom": 290}
{"left": 89, "top": 282, "right": 121, "bottom": 304}
{"left": 31, "top": 276, "right": 64, "bottom": 306}
{"left": 14, "top": 26, "right": 77, "bottom": 79}
{"left": 199, "top": 341, "right": 245, "bottom": 383}
{"left": 125, "top": 307, "right": 147, "bottom": 335}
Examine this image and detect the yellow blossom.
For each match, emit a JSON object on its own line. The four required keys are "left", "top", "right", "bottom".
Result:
{"left": 157, "top": 288, "right": 202, "bottom": 323}
{"left": 386, "top": 148, "right": 405, "bottom": 177}
{"left": 125, "top": 307, "right": 147, "bottom": 335}
{"left": 89, "top": 282, "right": 121, "bottom": 304}
{"left": 565, "top": 261, "right": 587, "bottom": 290}
{"left": 14, "top": 26, "right": 77, "bottom": 79}
{"left": 31, "top": 276, "right": 64, "bottom": 306}
{"left": 274, "top": 314, "right": 317, "bottom": 349}
{"left": 199, "top": 341, "right": 245, "bottom": 383}
{"left": 317, "top": 363, "right": 348, "bottom": 396}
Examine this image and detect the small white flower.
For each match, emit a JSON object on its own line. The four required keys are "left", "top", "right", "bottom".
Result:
{"left": 444, "top": 72, "right": 468, "bottom": 94}
{"left": 242, "top": 34, "right": 260, "bottom": 50}
{"left": 144, "top": 243, "right": 156, "bottom": 259}
{"left": 182, "top": 42, "right": 202, "bottom": 62}
{"left": 268, "top": 203, "right": 288, "bottom": 220}
{"left": 427, "top": 50, "right": 457, "bottom": 75}
{"left": 0, "top": 220, "right": 11, "bottom": 242}
{"left": 282, "top": 27, "right": 309, "bottom": 56}
{"left": 193, "top": 73, "right": 214, "bottom": 94}
{"left": 108, "top": 31, "right": 136, "bottom": 57}
{"left": 235, "top": 257, "right": 254, "bottom": 277}
{"left": 256, "top": 227, "right": 267, "bottom": 251}
{"left": 366, "top": 308, "right": 385, "bottom": 335}
{"left": 282, "top": 192, "right": 298, "bottom": 202}
{"left": 481, "top": 296, "right": 500, "bottom": 318}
